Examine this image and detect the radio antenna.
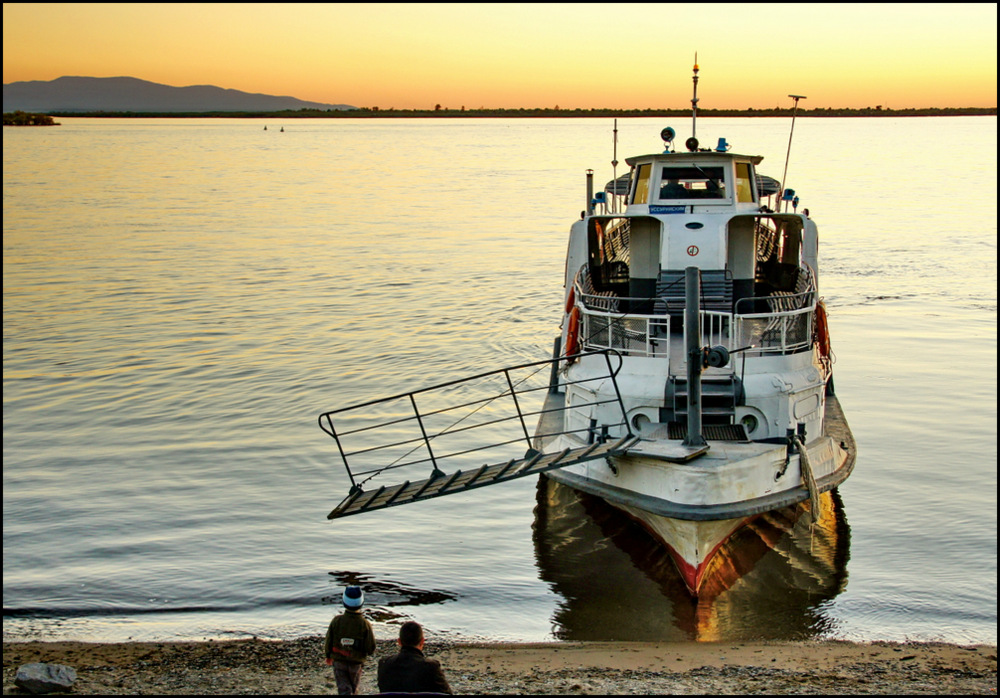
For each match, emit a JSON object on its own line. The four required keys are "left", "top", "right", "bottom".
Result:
{"left": 778, "top": 94, "right": 807, "bottom": 212}
{"left": 611, "top": 119, "right": 619, "bottom": 213}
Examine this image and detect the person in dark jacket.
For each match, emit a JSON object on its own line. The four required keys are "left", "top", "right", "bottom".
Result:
{"left": 377, "top": 621, "right": 452, "bottom": 694}
{"left": 324, "top": 585, "right": 376, "bottom": 695}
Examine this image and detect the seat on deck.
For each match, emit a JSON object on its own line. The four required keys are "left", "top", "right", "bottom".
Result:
{"left": 654, "top": 269, "right": 733, "bottom": 315}
{"left": 576, "top": 265, "right": 620, "bottom": 312}
{"left": 765, "top": 264, "right": 815, "bottom": 312}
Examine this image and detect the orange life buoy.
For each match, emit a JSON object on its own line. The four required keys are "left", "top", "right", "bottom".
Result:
{"left": 564, "top": 306, "right": 581, "bottom": 357}
{"left": 564, "top": 286, "right": 576, "bottom": 315}
{"left": 595, "top": 221, "right": 605, "bottom": 264}
{"left": 815, "top": 300, "right": 831, "bottom": 359}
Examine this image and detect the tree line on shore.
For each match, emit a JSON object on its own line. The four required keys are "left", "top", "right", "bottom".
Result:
{"left": 7, "top": 106, "right": 995, "bottom": 120}
{"left": 3, "top": 111, "right": 59, "bottom": 125}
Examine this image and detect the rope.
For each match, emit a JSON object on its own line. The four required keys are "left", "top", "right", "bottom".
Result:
{"left": 792, "top": 433, "right": 821, "bottom": 551}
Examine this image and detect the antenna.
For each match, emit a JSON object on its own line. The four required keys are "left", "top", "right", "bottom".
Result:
{"left": 691, "top": 53, "right": 700, "bottom": 142}
{"left": 612, "top": 118, "right": 619, "bottom": 213}
{"left": 778, "top": 94, "right": 807, "bottom": 212}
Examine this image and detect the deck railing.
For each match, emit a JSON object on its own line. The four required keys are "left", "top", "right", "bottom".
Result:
{"left": 732, "top": 303, "right": 814, "bottom": 356}
{"left": 579, "top": 297, "right": 671, "bottom": 358}
{"left": 577, "top": 293, "right": 816, "bottom": 358}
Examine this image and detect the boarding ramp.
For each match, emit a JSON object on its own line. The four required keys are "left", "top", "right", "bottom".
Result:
{"left": 319, "top": 350, "right": 636, "bottom": 519}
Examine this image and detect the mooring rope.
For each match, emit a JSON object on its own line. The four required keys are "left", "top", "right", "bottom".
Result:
{"left": 792, "top": 433, "right": 821, "bottom": 551}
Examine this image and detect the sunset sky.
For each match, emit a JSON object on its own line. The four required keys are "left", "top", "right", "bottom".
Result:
{"left": 3, "top": 3, "right": 996, "bottom": 110}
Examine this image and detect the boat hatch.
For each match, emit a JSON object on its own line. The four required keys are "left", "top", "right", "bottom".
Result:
{"left": 320, "top": 350, "right": 638, "bottom": 519}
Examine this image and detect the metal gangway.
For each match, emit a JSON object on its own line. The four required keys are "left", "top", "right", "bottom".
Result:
{"left": 319, "top": 350, "right": 637, "bottom": 519}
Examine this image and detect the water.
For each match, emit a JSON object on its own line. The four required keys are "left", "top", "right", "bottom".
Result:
{"left": 3, "top": 116, "right": 996, "bottom": 645}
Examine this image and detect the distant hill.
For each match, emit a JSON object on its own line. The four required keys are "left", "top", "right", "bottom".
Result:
{"left": 2, "top": 76, "right": 356, "bottom": 113}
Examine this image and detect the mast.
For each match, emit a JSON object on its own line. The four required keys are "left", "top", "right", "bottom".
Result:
{"left": 691, "top": 53, "right": 699, "bottom": 141}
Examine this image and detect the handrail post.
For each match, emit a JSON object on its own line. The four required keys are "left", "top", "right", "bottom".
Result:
{"left": 548, "top": 336, "right": 562, "bottom": 394}
{"left": 604, "top": 350, "right": 633, "bottom": 437}
{"left": 409, "top": 393, "right": 443, "bottom": 478}
{"left": 504, "top": 368, "right": 532, "bottom": 449}
{"left": 322, "top": 413, "right": 359, "bottom": 491}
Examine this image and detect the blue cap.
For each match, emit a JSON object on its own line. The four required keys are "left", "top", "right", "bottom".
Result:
{"left": 343, "top": 585, "right": 364, "bottom": 608}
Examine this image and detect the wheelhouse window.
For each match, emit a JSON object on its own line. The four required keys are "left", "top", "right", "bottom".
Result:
{"left": 735, "top": 162, "right": 755, "bottom": 203}
{"left": 658, "top": 166, "right": 726, "bottom": 200}
{"left": 631, "top": 164, "right": 651, "bottom": 204}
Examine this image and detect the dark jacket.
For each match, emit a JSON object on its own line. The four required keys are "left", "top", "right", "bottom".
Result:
{"left": 377, "top": 645, "right": 452, "bottom": 694}
{"left": 324, "top": 609, "right": 376, "bottom": 664}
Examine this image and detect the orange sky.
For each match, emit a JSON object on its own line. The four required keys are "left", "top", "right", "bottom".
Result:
{"left": 3, "top": 3, "right": 996, "bottom": 110}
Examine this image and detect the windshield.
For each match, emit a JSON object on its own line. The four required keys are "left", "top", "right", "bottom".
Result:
{"left": 658, "top": 166, "right": 726, "bottom": 200}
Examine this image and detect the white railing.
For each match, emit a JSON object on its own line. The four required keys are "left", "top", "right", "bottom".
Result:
{"left": 578, "top": 301, "right": 815, "bottom": 358}
{"left": 732, "top": 304, "right": 815, "bottom": 356}
{"left": 579, "top": 305, "right": 671, "bottom": 358}
{"left": 697, "top": 310, "right": 732, "bottom": 350}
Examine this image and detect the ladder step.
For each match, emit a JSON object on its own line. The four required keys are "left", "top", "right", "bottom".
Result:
{"left": 356, "top": 486, "right": 385, "bottom": 512}
{"left": 465, "top": 464, "right": 490, "bottom": 488}
{"left": 675, "top": 407, "right": 737, "bottom": 415}
{"left": 328, "top": 435, "right": 639, "bottom": 520}
{"left": 438, "top": 469, "right": 464, "bottom": 493}
{"left": 383, "top": 481, "right": 410, "bottom": 507}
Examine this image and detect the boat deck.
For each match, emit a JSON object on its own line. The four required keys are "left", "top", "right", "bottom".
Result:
{"left": 536, "top": 386, "right": 856, "bottom": 521}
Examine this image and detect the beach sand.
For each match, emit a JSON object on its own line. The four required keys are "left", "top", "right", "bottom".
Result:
{"left": 3, "top": 637, "right": 995, "bottom": 694}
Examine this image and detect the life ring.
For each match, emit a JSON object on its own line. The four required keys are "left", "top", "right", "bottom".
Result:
{"left": 595, "top": 221, "right": 605, "bottom": 264}
{"left": 564, "top": 306, "right": 581, "bottom": 357}
{"left": 815, "top": 300, "right": 831, "bottom": 359}
{"left": 564, "top": 286, "right": 576, "bottom": 315}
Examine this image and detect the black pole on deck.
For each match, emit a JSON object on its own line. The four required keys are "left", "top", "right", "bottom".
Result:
{"left": 684, "top": 267, "right": 707, "bottom": 447}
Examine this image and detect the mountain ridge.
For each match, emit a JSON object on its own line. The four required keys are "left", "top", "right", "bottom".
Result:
{"left": 3, "top": 76, "right": 356, "bottom": 113}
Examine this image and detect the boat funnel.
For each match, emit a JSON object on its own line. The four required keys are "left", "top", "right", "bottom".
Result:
{"left": 716, "top": 137, "right": 731, "bottom": 152}
{"left": 586, "top": 170, "right": 594, "bottom": 216}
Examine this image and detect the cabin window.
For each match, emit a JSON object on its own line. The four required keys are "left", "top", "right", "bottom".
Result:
{"left": 658, "top": 166, "right": 726, "bottom": 199}
{"left": 632, "top": 164, "right": 651, "bottom": 204}
{"left": 735, "top": 162, "right": 755, "bottom": 203}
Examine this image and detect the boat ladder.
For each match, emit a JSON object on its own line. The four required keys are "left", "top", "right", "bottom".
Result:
{"left": 327, "top": 435, "right": 638, "bottom": 519}
{"left": 319, "top": 350, "right": 635, "bottom": 520}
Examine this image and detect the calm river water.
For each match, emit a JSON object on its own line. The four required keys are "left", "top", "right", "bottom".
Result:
{"left": 3, "top": 116, "right": 996, "bottom": 645}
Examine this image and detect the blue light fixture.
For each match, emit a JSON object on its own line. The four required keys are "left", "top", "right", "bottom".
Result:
{"left": 661, "top": 127, "right": 676, "bottom": 152}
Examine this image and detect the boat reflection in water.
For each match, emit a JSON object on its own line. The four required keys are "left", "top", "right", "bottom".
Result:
{"left": 532, "top": 476, "right": 851, "bottom": 642}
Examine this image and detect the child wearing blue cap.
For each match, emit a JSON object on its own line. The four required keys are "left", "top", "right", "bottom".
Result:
{"left": 324, "top": 585, "right": 376, "bottom": 695}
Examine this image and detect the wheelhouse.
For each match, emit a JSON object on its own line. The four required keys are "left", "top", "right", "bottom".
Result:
{"left": 624, "top": 152, "right": 763, "bottom": 213}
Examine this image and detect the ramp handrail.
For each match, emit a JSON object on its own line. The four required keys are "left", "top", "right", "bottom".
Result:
{"left": 319, "top": 349, "right": 627, "bottom": 493}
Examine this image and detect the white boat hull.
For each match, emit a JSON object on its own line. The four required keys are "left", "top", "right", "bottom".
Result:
{"left": 540, "top": 392, "right": 854, "bottom": 594}
{"left": 613, "top": 507, "right": 748, "bottom": 593}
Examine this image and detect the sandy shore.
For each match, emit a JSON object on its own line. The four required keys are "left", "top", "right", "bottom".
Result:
{"left": 3, "top": 636, "right": 995, "bottom": 695}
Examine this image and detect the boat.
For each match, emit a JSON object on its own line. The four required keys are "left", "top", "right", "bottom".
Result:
{"left": 532, "top": 478, "right": 850, "bottom": 640}
{"left": 318, "top": 61, "right": 855, "bottom": 596}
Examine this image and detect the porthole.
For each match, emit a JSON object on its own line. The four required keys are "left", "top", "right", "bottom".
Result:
{"left": 631, "top": 413, "right": 652, "bottom": 433}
